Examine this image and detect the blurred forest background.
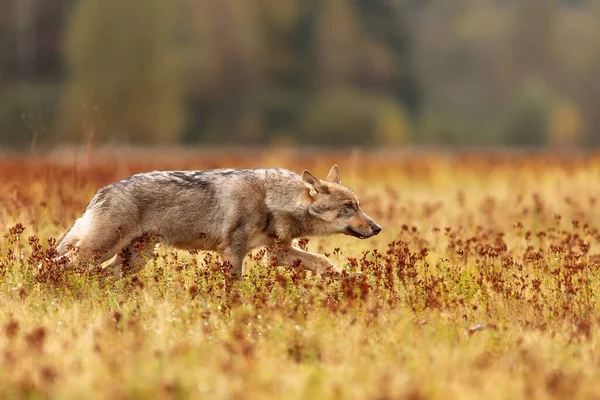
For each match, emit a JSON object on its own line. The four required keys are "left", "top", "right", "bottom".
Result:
{"left": 0, "top": 0, "right": 598, "bottom": 149}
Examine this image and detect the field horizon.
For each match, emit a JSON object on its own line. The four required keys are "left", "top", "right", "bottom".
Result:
{"left": 1, "top": 148, "right": 599, "bottom": 399}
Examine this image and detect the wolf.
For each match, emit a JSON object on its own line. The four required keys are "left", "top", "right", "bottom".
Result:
{"left": 54, "top": 164, "right": 381, "bottom": 279}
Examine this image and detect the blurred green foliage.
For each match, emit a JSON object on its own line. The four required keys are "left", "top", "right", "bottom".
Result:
{"left": 60, "top": 0, "right": 183, "bottom": 144}
{"left": 504, "top": 83, "right": 556, "bottom": 147}
{"left": 0, "top": 0, "right": 599, "bottom": 149}
{"left": 0, "top": 83, "right": 61, "bottom": 147}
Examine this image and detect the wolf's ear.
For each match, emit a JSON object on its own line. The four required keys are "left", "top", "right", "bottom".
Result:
{"left": 324, "top": 164, "right": 341, "bottom": 184}
{"left": 302, "top": 170, "right": 321, "bottom": 197}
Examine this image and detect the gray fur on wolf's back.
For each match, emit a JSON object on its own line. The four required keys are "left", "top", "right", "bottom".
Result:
{"left": 58, "top": 168, "right": 307, "bottom": 254}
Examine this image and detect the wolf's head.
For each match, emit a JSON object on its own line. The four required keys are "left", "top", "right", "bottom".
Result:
{"left": 302, "top": 165, "right": 381, "bottom": 239}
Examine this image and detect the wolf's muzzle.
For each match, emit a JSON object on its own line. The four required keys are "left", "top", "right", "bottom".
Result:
{"left": 345, "top": 223, "right": 382, "bottom": 239}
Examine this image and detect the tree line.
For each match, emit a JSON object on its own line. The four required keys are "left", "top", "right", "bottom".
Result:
{"left": 0, "top": 0, "right": 596, "bottom": 149}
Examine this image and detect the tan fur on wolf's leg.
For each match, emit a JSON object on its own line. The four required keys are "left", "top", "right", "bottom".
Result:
{"left": 63, "top": 234, "right": 132, "bottom": 277}
{"left": 103, "top": 254, "right": 123, "bottom": 279}
{"left": 274, "top": 245, "right": 344, "bottom": 275}
{"left": 101, "top": 237, "right": 157, "bottom": 280}
{"left": 63, "top": 247, "right": 112, "bottom": 273}
{"left": 36, "top": 249, "right": 75, "bottom": 278}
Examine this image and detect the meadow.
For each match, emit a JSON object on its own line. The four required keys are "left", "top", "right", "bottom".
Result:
{"left": 0, "top": 147, "right": 599, "bottom": 399}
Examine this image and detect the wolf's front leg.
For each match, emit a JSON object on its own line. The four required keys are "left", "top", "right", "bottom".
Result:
{"left": 274, "top": 245, "right": 344, "bottom": 275}
{"left": 220, "top": 246, "right": 245, "bottom": 278}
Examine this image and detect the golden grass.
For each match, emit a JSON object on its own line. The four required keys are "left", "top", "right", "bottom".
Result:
{"left": 1, "top": 148, "right": 600, "bottom": 399}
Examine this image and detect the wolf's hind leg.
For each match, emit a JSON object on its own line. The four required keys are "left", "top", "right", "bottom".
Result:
{"left": 104, "top": 254, "right": 124, "bottom": 279}
{"left": 104, "top": 235, "right": 157, "bottom": 279}
{"left": 58, "top": 212, "right": 132, "bottom": 270}
{"left": 68, "top": 238, "right": 125, "bottom": 270}
{"left": 122, "top": 236, "right": 157, "bottom": 276}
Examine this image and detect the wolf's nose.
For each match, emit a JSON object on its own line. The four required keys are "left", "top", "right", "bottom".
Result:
{"left": 372, "top": 224, "right": 382, "bottom": 235}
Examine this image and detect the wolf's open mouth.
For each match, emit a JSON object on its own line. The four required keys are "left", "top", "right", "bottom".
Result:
{"left": 345, "top": 227, "right": 369, "bottom": 239}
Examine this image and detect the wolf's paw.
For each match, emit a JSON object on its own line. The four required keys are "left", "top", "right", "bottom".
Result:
{"left": 326, "top": 267, "right": 363, "bottom": 281}
{"left": 342, "top": 270, "right": 364, "bottom": 282}
{"left": 330, "top": 266, "right": 345, "bottom": 275}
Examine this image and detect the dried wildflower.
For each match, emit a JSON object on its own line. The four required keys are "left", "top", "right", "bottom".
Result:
{"left": 25, "top": 327, "right": 46, "bottom": 352}
{"left": 185, "top": 283, "right": 198, "bottom": 300}
{"left": 5, "top": 318, "right": 19, "bottom": 339}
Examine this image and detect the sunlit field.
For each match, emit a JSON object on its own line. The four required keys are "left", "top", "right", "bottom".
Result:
{"left": 1, "top": 148, "right": 600, "bottom": 399}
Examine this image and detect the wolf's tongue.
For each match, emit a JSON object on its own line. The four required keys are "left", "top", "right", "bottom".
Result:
{"left": 345, "top": 226, "right": 365, "bottom": 239}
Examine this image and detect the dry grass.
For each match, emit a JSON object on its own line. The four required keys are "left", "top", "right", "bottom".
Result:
{"left": 1, "top": 148, "right": 600, "bottom": 399}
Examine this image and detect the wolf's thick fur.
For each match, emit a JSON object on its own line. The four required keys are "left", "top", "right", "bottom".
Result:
{"left": 56, "top": 165, "right": 381, "bottom": 278}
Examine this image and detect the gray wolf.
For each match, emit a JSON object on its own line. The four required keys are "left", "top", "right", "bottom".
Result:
{"left": 55, "top": 164, "right": 381, "bottom": 279}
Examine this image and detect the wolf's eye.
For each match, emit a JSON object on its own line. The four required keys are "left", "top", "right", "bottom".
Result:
{"left": 344, "top": 202, "right": 354, "bottom": 210}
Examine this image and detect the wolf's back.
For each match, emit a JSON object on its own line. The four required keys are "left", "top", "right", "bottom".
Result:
{"left": 55, "top": 168, "right": 304, "bottom": 256}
